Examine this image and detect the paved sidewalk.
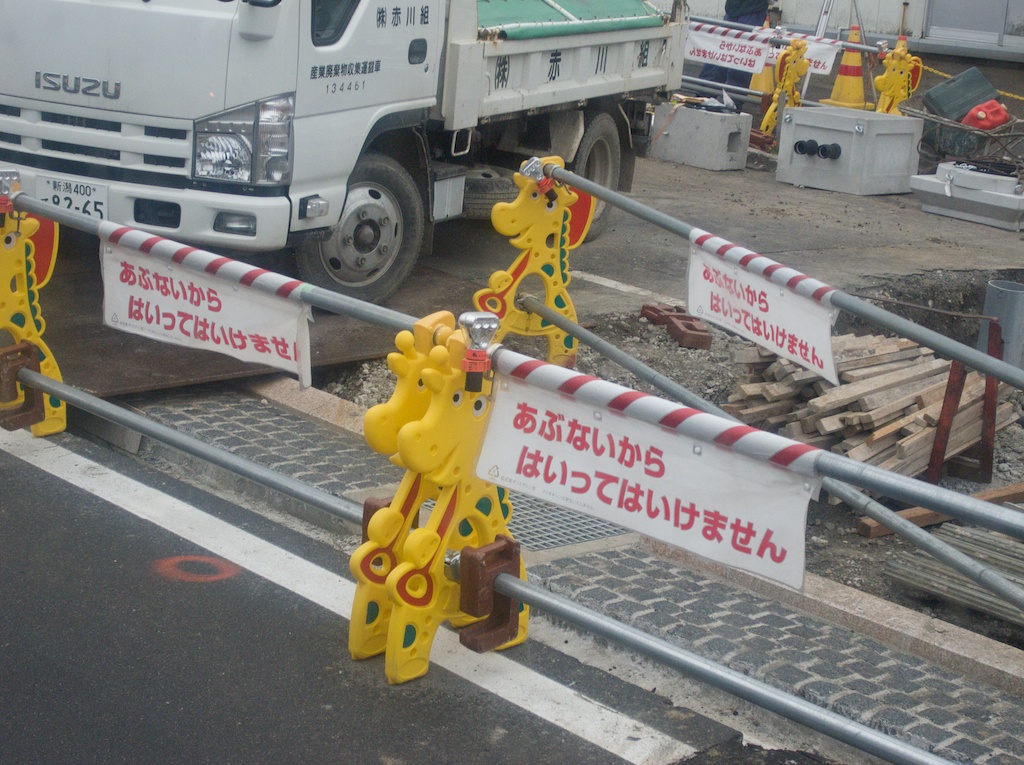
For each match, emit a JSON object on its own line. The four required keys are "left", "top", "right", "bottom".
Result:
{"left": 106, "top": 380, "right": 1024, "bottom": 765}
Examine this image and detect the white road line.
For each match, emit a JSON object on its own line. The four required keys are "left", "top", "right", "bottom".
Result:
{"left": 2, "top": 429, "right": 695, "bottom": 765}
{"left": 571, "top": 270, "right": 684, "bottom": 307}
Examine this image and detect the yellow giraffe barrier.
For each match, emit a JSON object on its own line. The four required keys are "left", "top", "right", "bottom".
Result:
{"left": 874, "top": 36, "right": 922, "bottom": 115}
{"left": 351, "top": 312, "right": 529, "bottom": 684}
{"left": 760, "top": 40, "right": 810, "bottom": 135}
{"left": 473, "top": 156, "right": 593, "bottom": 368}
{"left": 0, "top": 178, "right": 65, "bottom": 436}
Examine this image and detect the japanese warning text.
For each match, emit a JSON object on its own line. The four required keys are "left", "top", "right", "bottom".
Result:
{"left": 101, "top": 244, "right": 312, "bottom": 386}
{"left": 479, "top": 375, "right": 816, "bottom": 589}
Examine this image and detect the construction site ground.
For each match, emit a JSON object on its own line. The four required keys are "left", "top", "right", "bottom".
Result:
{"left": 25, "top": 51, "right": 1024, "bottom": 764}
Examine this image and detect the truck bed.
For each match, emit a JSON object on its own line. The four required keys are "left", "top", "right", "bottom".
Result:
{"left": 441, "top": 0, "right": 684, "bottom": 129}
{"left": 477, "top": 0, "right": 665, "bottom": 39}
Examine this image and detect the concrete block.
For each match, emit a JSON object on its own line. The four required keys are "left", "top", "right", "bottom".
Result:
{"left": 910, "top": 161, "right": 1024, "bottom": 231}
{"left": 776, "top": 106, "right": 923, "bottom": 195}
{"left": 649, "top": 103, "right": 751, "bottom": 171}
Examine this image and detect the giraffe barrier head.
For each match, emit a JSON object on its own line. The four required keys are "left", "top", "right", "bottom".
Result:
{"left": 363, "top": 310, "right": 455, "bottom": 460}
{"left": 396, "top": 329, "right": 492, "bottom": 486}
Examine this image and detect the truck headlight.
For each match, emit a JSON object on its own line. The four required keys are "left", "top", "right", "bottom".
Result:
{"left": 193, "top": 94, "right": 293, "bottom": 185}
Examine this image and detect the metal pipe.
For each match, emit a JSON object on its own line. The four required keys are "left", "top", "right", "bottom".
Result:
{"left": 517, "top": 296, "right": 1024, "bottom": 612}
{"left": 688, "top": 15, "right": 883, "bottom": 55}
{"left": 9, "top": 192, "right": 417, "bottom": 333}
{"left": 10, "top": 367, "right": 958, "bottom": 764}
{"left": 543, "top": 164, "right": 1024, "bottom": 393}
{"left": 494, "top": 573, "right": 956, "bottom": 765}
{"left": 680, "top": 75, "right": 825, "bottom": 107}
{"left": 15, "top": 368, "right": 365, "bottom": 528}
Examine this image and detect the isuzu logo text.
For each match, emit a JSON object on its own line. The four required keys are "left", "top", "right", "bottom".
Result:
{"left": 35, "top": 71, "right": 121, "bottom": 99}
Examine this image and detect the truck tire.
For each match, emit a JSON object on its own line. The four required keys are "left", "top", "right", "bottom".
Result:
{"left": 571, "top": 111, "right": 621, "bottom": 240}
{"left": 462, "top": 166, "right": 518, "bottom": 219}
{"left": 296, "top": 153, "right": 423, "bottom": 303}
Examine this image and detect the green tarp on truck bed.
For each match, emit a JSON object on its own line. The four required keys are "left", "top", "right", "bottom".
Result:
{"left": 477, "top": 0, "right": 666, "bottom": 39}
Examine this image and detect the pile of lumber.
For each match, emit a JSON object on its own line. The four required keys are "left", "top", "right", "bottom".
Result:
{"left": 885, "top": 523, "right": 1024, "bottom": 626}
{"left": 725, "top": 333, "right": 1015, "bottom": 478}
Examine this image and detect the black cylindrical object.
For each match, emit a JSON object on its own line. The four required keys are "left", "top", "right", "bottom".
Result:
{"left": 817, "top": 143, "right": 842, "bottom": 160}
{"left": 793, "top": 139, "right": 818, "bottom": 155}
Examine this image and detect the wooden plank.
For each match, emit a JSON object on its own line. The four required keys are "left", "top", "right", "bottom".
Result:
{"left": 781, "top": 421, "right": 806, "bottom": 438}
{"left": 866, "top": 405, "right": 939, "bottom": 444}
{"left": 761, "top": 381, "right": 805, "bottom": 402}
{"left": 779, "top": 368, "right": 823, "bottom": 386}
{"left": 877, "top": 402, "right": 1014, "bottom": 477}
{"left": 895, "top": 398, "right": 988, "bottom": 459}
{"left": 857, "top": 406, "right": 914, "bottom": 429}
{"left": 840, "top": 359, "right": 920, "bottom": 383}
{"left": 738, "top": 381, "right": 773, "bottom": 398}
{"left": 845, "top": 432, "right": 899, "bottom": 461}
{"left": 836, "top": 347, "right": 933, "bottom": 373}
{"left": 807, "top": 359, "right": 951, "bottom": 415}
{"left": 857, "top": 373, "right": 949, "bottom": 413}
{"left": 858, "top": 482, "right": 1024, "bottom": 538}
{"left": 736, "top": 398, "right": 793, "bottom": 424}
{"left": 815, "top": 412, "right": 851, "bottom": 435}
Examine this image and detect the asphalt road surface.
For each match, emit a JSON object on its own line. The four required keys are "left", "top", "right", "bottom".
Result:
{"left": 0, "top": 423, "right": 849, "bottom": 764}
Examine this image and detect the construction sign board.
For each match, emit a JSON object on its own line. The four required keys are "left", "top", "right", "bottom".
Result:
{"left": 101, "top": 243, "right": 312, "bottom": 385}
{"left": 478, "top": 374, "right": 816, "bottom": 589}
{"left": 685, "top": 24, "right": 840, "bottom": 76}
{"left": 687, "top": 246, "right": 839, "bottom": 385}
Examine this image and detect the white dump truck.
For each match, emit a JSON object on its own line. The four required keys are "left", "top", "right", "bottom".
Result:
{"left": 0, "top": 0, "right": 685, "bottom": 301}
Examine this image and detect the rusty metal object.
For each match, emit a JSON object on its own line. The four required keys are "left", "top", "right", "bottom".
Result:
{"left": 458, "top": 536, "right": 522, "bottom": 653}
{"left": 950, "top": 321, "right": 1003, "bottom": 483}
{"left": 926, "top": 360, "right": 967, "bottom": 484}
{"left": 0, "top": 342, "right": 46, "bottom": 431}
{"left": 361, "top": 496, "right": 393, "bottom": 543}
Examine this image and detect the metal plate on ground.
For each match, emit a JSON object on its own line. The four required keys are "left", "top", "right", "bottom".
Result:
{"left": 508, "top": 492, "right": 629, "bottom": 551}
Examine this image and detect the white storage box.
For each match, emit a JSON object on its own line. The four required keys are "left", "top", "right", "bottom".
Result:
{"left": 649, "top": 103, "right": 751, "bottom": 171}
{"left": 776, "top": 106, "right": 923, "bottom": 195}
{"left": 910, "top": 162, "right": 1024, "bottom": 231}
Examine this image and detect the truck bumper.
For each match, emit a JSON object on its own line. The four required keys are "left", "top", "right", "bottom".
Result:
{"left": 16, "top": 165, "right": 294, "bottom": 252}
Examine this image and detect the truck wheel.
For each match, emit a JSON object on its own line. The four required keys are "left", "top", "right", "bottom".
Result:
{"left": 296, "top": 153, "right": 423, "bottom": 303}
{"left": 571, "top": 111, "right": 621, "bottom": 240}
{"left": 462, "top": 166, "right": 518, "bottom": 219}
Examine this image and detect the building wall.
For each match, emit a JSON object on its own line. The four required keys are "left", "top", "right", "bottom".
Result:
{"left": 679, "top": 0, "right": 925, "bottom": 37}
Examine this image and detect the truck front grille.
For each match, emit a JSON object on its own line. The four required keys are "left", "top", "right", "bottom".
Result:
{"left": 0, "top": 97, "right": 192, "bottom": 188}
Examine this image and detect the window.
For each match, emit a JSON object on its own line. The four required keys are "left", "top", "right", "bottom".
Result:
{"left": 312, "top": 0, "right": 360, "bottom": 46}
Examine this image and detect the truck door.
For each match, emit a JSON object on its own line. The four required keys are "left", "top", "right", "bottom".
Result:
{"left": 297, "top": 0, "right": 443, "bottom": 122}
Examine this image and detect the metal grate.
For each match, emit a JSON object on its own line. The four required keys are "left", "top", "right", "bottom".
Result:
{"left": 507, "top": 491, "right": 628, "bottom": 551}
{"left": 420, "top": 492, "right": 628, "bottom": 552}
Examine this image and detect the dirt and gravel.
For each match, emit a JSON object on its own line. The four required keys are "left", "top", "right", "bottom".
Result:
{"left": 322, "top": 300, "right": 1024, "bottom": 653}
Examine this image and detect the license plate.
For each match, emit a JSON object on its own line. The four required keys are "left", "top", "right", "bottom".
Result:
{"left": 37, "top": 175, "right": 108, "bottom": 219}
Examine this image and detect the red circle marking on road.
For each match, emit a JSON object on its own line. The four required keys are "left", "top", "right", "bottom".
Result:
{"left": 151, "top": 555, "right": 242, "bottom": 583}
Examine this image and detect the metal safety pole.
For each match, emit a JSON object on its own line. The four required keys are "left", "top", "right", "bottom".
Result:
{"left": 15, "top": 368, "right": 365, "bottom": 528}
{"left": 9, "top": 192, "right": 417, "bottom": 333}
{"left": 8, "top": 368, "right": 955, "bottom": 764}
{"left": 517, "top": 295, "right": 1024, "bottom": 614}
{"left": 494, "top": 574, "right": 955, "bottom": 765}
{"left": 543, "top": 164, "right": 1024, "bottom": 393}
{"left": 688, "top": 15, "right": 883, "bottom": 55}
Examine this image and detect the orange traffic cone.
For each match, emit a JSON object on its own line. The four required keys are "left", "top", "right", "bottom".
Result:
{"left": 821, "top": 26, "right": 872, "bottom": 110}
{"left": 749, "top": 63, "right": 775, "bottom": 95}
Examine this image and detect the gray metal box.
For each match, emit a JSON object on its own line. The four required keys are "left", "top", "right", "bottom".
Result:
{"left": 776, "top": 106, "right": 923, "bottom": 195}
{"left": 649, "top": 104, "right": 751, "bottom": 171}
{"left": 910, "top": 162, "right": 1024, "bottom": 231}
